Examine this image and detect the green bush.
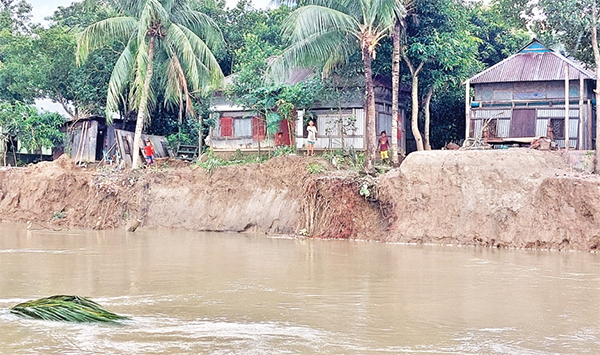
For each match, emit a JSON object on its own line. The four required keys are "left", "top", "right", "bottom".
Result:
{"left": 306, "top": 162, "right": 326, "bottom": 174}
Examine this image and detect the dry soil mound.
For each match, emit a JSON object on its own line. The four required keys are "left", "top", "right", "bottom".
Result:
{"left": 380, "top": 149, "right": 600, "bottom": 250}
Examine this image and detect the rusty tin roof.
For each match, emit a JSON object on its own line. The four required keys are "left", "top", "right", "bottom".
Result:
{"left": 469, "top": 40, "right": 596, "bottom": 84}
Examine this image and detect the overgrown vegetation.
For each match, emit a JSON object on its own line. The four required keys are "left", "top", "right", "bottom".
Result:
{"left": 321, "top": 148, "right": 366, "bottom": 172}
{"left": 10, "top": 295, "right": 129, "bottom": 323}
{"left": 197, "top": 148, "right": 268, "bottom": 175}
{"left": 0, "top": 102, "right": 65, "bottom": 166}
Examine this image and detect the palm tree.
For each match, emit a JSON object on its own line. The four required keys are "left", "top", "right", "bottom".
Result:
{"left": 77, "top": 0, "right": 223, "bottom": 168}
{"left": 269, "top": 0, "right": 406, "bottom": 173}
{"left": 391, "top": 16, "right": 402, "bottom": 163}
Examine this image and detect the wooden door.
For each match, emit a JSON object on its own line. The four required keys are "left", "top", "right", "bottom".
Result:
{"left": 510, "top": 109, "right": 536, "bottom": 137}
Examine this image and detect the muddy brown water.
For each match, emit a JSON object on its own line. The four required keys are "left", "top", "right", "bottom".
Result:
{"left": 0, "top": 223, "right": 599, "bottom": 354}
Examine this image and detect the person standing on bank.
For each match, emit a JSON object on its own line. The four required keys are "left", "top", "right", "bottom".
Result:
{"left": 306, "top": 120, "right": 317, "bottom": 156}
{"left": 377, "top": 131, "right": 389, "bottom": 162}
{"left": 143, "top": 139, "right": 155, "bottom": 167}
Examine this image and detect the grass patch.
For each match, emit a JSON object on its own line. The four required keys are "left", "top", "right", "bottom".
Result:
{"left": 197, "top": 149, "right": 268, "bottom": 175}
{"left": 321, "top": 147, "right": 366, "bottom": 172}
{"left": 307, "top": 162, "right": 327, "bottom": 174}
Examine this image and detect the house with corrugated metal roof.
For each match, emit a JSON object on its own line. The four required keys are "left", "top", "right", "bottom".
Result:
{"left": 210, "top": 70, "right": 410, "bottom": 154}
{"left": 465, "top": 39, "right": 597, "bottom": 149}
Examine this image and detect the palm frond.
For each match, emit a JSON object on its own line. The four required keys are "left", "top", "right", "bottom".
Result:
{"left": 164, "top": 53, "right": 194, "bottom": 120}
{"left": 130, "top": 38, "right": 156, "bottom": 114}
{"left": 370, "top": 0, "right": 404, "bottom": 31}
{"left": 10, "top": 295, "right": 128, "bottom": 323}
{"left": 171, "top": 10, "right": 224, "bottom": 50}
{"left": 268, "top": 29, "right": 355, "bottom": 83}
{"left": 163, "top": 23, "right": 202, "bottom": 92}
{"left": 176, "top": 25, "right": 224, "bottom": 90}
{"left": 106, "top": 35, "right": 137, "bottom": 121}
{"left": 76, "top": 17, "right": 138, "bottom": 64}
{"left": 282, "top": 5, "right": 358, "bottom": 42}
{"left": 112, "top": 0, "right": 146, "bottom": 17}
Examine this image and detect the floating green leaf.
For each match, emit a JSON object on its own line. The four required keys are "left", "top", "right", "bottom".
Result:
{"left": 10, "top": 295, "right": 129, "bottom": 323}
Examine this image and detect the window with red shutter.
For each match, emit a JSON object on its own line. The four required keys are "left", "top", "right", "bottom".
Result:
{"left": 252, "top": 117, "right": 266, "bottom": 142}
{"left": 221, "top": 117, "right": 233, "bottom": 137}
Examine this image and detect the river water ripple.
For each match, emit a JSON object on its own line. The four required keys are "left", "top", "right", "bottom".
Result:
{"left": 0, "top": 223, "right": 598, "bottom": 354}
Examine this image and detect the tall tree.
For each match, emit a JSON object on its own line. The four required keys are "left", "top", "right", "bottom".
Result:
{"left": 0, "top": 0, "right": 32, "bottom": 33}
{"left": 401, "top": 0, "right": 476, "bottom": 151}
{"left": 77, "top": 0, "right": 223, "bottom": 168}
{"left": 269, "top": 0, "right": 405, "bottom": 173}
{"left": 534, "top": 0, "right": 600, "bottom": 172}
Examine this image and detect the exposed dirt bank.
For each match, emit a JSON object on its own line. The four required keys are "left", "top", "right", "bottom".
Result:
{"left": 1, "top": 149, "right": 599, "bottom": 251}
{"left": 0, "top": 155, "right": 387, "bottom": 239}
{"left": 379, "top": 149, "right": 600, "bottom": 251}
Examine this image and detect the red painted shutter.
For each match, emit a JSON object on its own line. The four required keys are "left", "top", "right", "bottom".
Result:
{"left": 221, "top": 117, "right": 233, "bottom": 137}
{"left": 252, "top": 117, "right": 266, "bottom": 142}
{"left": 397, "top": 113, "right": 402, "bottom": 140}
{"left": 278, "top": 120, "right": 292, "bottom": 146}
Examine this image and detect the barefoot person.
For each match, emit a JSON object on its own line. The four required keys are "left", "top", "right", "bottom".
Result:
{"left": 377, "top": 131, "right": 389, "bottom": 161}
{"left": 143, "top": 139, "right": 155, "bottom": 167}
{"left": 306, "top": 120, "right": 317, "bottom": 156}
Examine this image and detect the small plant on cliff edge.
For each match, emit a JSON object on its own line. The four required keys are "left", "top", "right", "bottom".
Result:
{"left": 306, "top": 162, "right": 326, "bottom": 174}
{"left": 52, "top": 211, "right": 67, "bottom": 220}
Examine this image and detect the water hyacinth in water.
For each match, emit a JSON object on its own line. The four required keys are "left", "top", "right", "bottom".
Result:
{"left": 10, "top": 295, "right": 128, "bottom": 323}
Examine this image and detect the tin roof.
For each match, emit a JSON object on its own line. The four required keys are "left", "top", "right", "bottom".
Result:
{"left": 469, "top": 40, "right": 596, "bottom": 84}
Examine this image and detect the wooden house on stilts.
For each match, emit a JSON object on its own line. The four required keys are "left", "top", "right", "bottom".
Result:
{"left": 465, "top": 40, "right": 597, "bottom": 149}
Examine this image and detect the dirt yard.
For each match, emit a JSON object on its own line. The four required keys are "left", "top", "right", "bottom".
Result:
{"left": 1, "top": 149, "right": 599, "bottom": 251}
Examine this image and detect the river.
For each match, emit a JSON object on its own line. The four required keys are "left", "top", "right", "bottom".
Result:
{"left": 0, "top": 223, "right": 599, "bottom": 354}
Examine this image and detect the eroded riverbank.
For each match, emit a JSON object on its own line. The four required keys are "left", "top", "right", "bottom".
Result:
{"left": 1, "top": 150, "right": 599, "bottom": 251}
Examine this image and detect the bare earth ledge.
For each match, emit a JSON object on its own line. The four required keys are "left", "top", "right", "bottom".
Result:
{"left": 1, "top": 150, "right": 599, "bottom": 252}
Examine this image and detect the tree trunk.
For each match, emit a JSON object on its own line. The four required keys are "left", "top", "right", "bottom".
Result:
{"left": 391, "top": 20, "right": 401, "bottom": 163}
{"left": 591, "top": 11, "right": 600, "bottom": 173}
{"left": 198, "top": 112, "right": 203, "bottom": 154}
{"left": 424, "top": 86, "right": 434, "bottom": 150}
{"left": 362, "top": 42, "right": 377, "bottom": 173}
{"left": 403, "top": 56, "right": 424, "bottom": 151}
{"left": 131, "top": 36, "right": 156, "bottom": 169}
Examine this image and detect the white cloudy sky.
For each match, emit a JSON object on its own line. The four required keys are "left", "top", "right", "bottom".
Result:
{"left": 28, "top": 0, "right": 272, "bottom": 23}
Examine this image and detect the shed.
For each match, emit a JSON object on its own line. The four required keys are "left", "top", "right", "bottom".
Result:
{"left": 465, "top": 39, "right": 597, "bottom": 149}
{"left": 66, "top": 116, "right": 135, "bottom": 163}
{"left": 211, "top": 72, "right": 410, "bottom": 154}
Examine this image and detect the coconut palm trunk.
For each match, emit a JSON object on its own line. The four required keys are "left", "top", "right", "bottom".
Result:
{"left": 391, "top": 20, "right": 401, "bottom": 163}
{"left": 132, "top": 36, "right": 156, "bottom": 169}
{"left": 362, "top": 42, "right": 377, "bottom": 173}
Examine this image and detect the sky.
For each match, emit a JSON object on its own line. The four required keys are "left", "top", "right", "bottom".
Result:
{"left": 28, "top": 0, "right": 272, "bottom": 24}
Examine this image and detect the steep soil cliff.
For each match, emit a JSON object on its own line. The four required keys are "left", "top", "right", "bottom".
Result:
{"left": 379, "top": 149, "right": 600, "bottom": 251}
{"left": 2, "top": 149, "right": 600, "bottom": 251}
{"left": 0, "top": 155, "right": 387, "bottom": 239}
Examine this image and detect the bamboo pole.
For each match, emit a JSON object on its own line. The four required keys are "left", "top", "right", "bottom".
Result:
{"left": 565, "top": 66, "right": 570, "bottom": 150}
{"left": 588, "top": 100, "right": 593, "bottom": 149}
{"left": 579, "top": 75, "right": 585, "bottom": 150}
{"left": 465, "top": 80, "right": 471, "bottom": 140}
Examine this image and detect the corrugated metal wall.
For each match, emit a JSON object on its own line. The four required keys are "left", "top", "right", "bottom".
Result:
{"left": 471, "top": 107, "right": 586, "bottom": 148}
